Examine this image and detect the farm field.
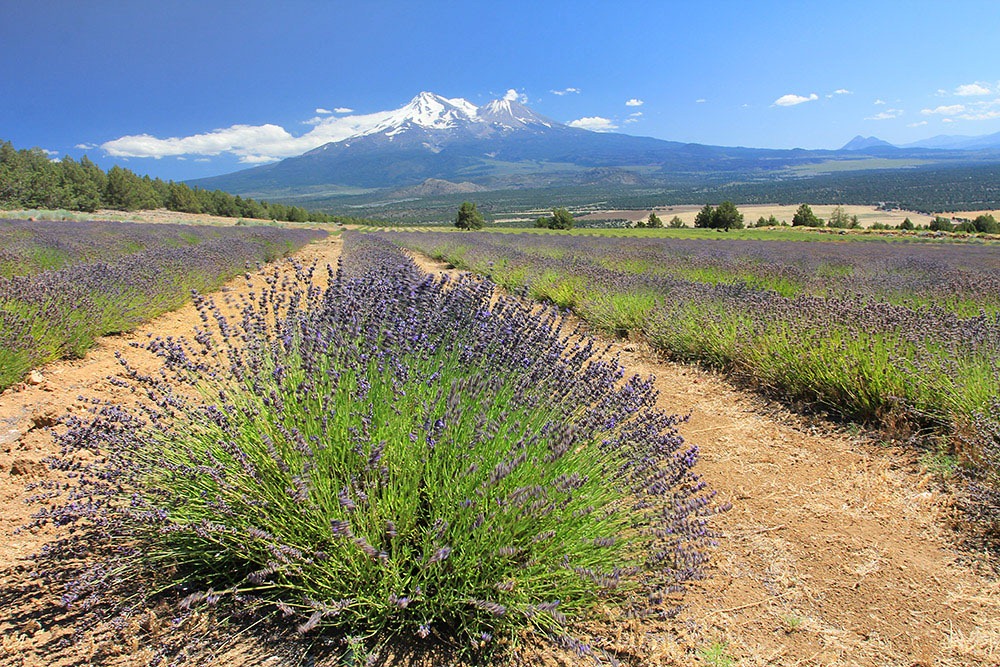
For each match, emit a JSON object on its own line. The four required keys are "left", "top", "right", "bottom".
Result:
{"left": 388, "top": 229, "right": 1000, "bottom": 423}
{"left": 1, "top": 221, "right": 998, "bottom": 666}
{"left": 387, "top": 230, "right": 1000, "bottom": 542}
{"left": 0, "top": 219, "right": 325, "bottom": 391}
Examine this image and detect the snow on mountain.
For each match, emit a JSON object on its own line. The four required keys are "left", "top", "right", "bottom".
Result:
{"left": 478, "top": 98, "right": 553, "bottom": 129}
{"left": 305, "top": 92, "right": 559, "bottom": 151}
{"left": 374, "top": 92, "right": 479, "bottom": 136}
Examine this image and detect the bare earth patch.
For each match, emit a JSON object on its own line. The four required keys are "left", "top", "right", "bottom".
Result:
{"left": 1, "top": 236, "right": 996, "bottom": 666}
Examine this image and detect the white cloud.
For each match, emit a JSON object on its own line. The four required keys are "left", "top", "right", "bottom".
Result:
{"left": 874, "top": 99, "right": 886, "bottom": 105}
{"left": 315, "top": 107, "right": 333, "bottom": 115}
{"left": 833, "top": 88, "right": 852, "bottom": 95}
{"left": 551, "top": 87, "right": 580, "bottom": 96}
{"left": 908, "top": 120, "right": 928, "bottom": 127}
{"left": 957, "top": 110, "right": 1000, "bottom": 121}
{"left": 75, "top": 142, "right": 97, "bottom": 150}
{"left": 866, "top": 108, "right": 904, "bottom": 120}
{"left": 625, "top": 98, "right": 644, "bottom": 107}
{"left": 239, "top": 155, "right": 281, "bottom": 164}
{"left": 773, "top": 93, "right": 818, "bottom": 107}
{"left": 695, "top": 98, "right": 706, "bottom": 103}
{"left": 922, "top": 104, "right": 966, "bottom": 115}
{"left": 943, "top": 118, "right": 955, "bottom": 123}
{"left": 503, "top": 88, "right": 528, "bottom": 103}
{"left": 101, "top": 124, "right": 300, "bottom": 162}
{"left": 42, "top": 149, "right": 59, "bottom": 156}
{"left": 629, "top": 111, "right": 643, "bottom": 117}
{"left": 194, "top": 158, "right": 211, "bottom": 162}
{"left": 567, "top": 116, "right": 618, "bottom": 132}
{"left": 100, "top": 104, "right": 434, "bottom": 161}
{"left": 334, "top": 107, "right": 354, "bottom": 114}
{"left": 955, "top": 82, "right": 992, "bottom": 96}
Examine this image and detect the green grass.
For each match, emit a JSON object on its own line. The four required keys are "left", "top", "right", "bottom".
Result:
{"left": 698, "top": 641, "right": 735, "bottom": 667}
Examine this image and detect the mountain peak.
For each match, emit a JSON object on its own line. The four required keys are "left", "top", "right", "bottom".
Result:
{"left": 395, "top": 92, "right": 478, "bottom": 130}
{"left": 842, "top": 135, "right": 895, "bottom": 151}
{"left": 479, "top": 96, "right": 554, "bottom": 129}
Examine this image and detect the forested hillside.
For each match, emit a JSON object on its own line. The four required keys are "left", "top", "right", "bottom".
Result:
{"left": 0, "top": 140, "right": 365, "bottom": 223}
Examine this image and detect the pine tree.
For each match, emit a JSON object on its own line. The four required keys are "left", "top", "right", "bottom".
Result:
{"left": 454, "top": 201, "right": 485, "bottom": 230}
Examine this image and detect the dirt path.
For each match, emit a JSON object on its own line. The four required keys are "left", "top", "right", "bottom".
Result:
{"left": 407, "top": 252, "right": 999, "bottom": 667}
{"left": 1, "top": 236, "right": 997, "bottom": 666}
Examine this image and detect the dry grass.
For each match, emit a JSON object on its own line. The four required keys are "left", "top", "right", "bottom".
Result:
{"left": 576, "top": 205, "right": 944, "bottom": 229}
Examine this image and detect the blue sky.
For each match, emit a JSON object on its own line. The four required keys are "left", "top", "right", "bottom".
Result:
{"left": 3, "top": 0, "right": 999, "bottom": 181}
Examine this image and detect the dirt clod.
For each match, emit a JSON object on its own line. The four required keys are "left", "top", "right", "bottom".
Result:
{"left": 9, "top": 459, "right": 47, "bottom": 477}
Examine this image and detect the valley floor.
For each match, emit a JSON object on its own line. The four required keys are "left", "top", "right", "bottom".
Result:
{"left": 0, "top": 233, "right": 996, "bottom": 666}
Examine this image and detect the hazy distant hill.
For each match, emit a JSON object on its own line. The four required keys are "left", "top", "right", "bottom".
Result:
{"left": 841, "top": 135, "right": 896, "bottom": 151}
{"left": 901, "top": 131, "right": 1000, "bottom": 151}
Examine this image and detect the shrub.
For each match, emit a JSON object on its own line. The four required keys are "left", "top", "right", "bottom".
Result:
{"left": 30, "top": 233, "right": 717, "bottom": 660}
{"left": 791, "top": 204, "right": 822, "bottom": 227}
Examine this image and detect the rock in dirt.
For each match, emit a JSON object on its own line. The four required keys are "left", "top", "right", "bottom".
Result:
{"left": 31, "top": 410, "right": 59, "bottom": 429}
{"left": 9, "top": 459, "right": 47, "bottom": 477}
{"left": 25, "top": 370, "right": 45, "bottom": 385}
{"left": 0, "top": 428, "right": 22, "bottom": 449}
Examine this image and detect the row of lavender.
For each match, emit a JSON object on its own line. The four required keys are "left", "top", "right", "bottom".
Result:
{"left": 503, "top": 233, "right": 1000, "bottom": 316}
{"left": 0, "top": 219, "right": 300, "bottom": 277}
{"left": 30, "top": 232, "right": 717, "bottom": 661}
{"left": 0, "top": 219, "right": 326, "bottom": 390}
{"left": 385, "top": 231, "right": 1000, "bottom": 498}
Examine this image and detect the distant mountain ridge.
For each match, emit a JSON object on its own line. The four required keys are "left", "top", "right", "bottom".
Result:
{"left": 843, "top": 131, "right": 1000, "bottom": 151}
{"left": 901, "top": 130, "right": 1000, "bottom": 151}
{"left": 188, "top": 92, "right": 1000, "bottom": 199}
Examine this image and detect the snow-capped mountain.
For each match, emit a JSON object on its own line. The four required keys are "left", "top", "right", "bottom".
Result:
{"left": 303, "top": 92, "right": 562, "bottom": 153}
{"left": 351, "top": 92, "right": 482, "bottom": 139}
{"left": 191, "top": 91, "right": 995, "bottom": 197}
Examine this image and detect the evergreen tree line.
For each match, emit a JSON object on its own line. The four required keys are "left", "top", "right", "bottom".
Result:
{"left": 0, "top": 140, "right": 347, "bottom": 223}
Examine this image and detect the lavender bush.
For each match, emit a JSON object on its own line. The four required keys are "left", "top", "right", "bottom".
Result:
{"left": 0, "top": 219, "right": 325, "bottom": 390}
{"left": 28, "top": 233, "right": 717, "bottom": 659}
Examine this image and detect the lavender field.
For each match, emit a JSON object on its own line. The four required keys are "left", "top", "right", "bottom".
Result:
{"left": 386, "top": 230, "right": 1000, "bottom": 499}
{"left": 26, "top": 232, "right": 717, "bottom": 662}
{"left": 0, "top": 219, "right": 326, "bottom": 390}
